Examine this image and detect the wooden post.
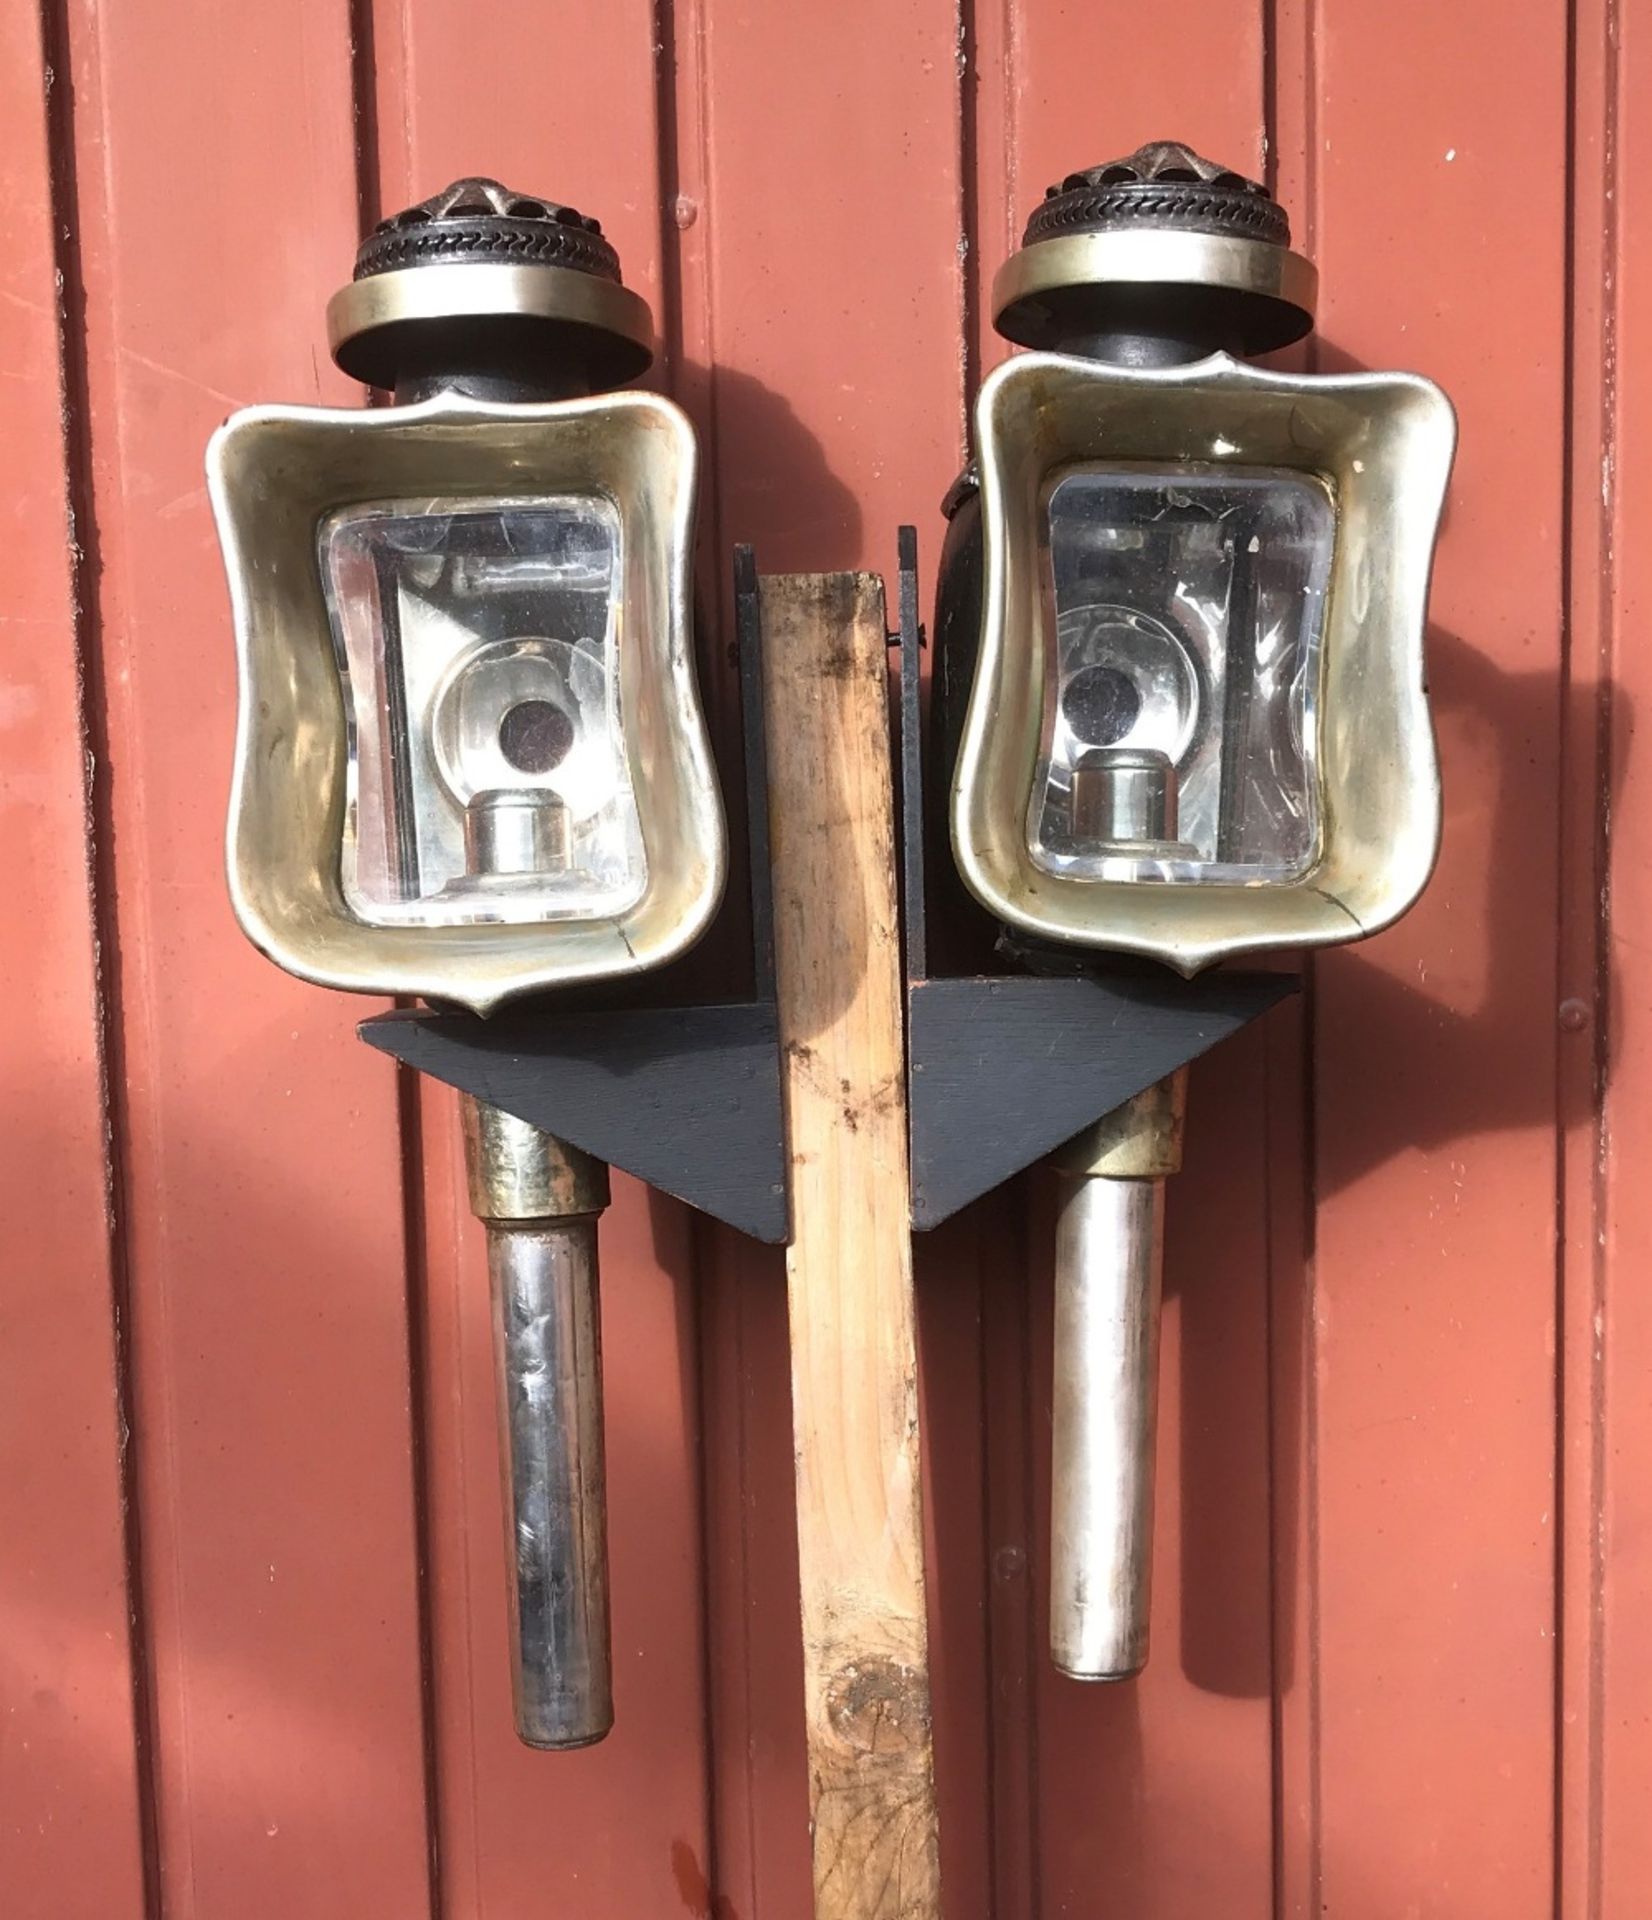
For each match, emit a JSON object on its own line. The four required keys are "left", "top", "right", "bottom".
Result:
{"left": 761, "top": 572, "right": 942, "bottom": 1919}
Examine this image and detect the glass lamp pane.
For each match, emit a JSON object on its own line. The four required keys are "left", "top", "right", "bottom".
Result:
{"left": 321, "top": 496, "right": 647, "bottom": 927}
{"left": 1027, "top": 463, "right": 1335, "bottom": 885}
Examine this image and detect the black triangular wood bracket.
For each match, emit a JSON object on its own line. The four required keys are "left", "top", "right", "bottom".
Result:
{"left": 907, "top": 970, "right": 1295, "bottom": 1229}
{"left": 360, "top": 1002, "right": 789, "bottom": 1243}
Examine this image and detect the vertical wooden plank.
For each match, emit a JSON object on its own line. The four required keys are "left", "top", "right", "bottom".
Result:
{"left": 0, "top": 5, "right": 149, "bottom": 1913}
{"left": 1307, "top": 2, "right": 1568, "bottom": 1913}
{"left": 59, "top": 1, "right": 434, "bottom": 1912}
{"left": 966, "top": 7, "right": 1282, "bottom": 1915}
{"left": 765, "top": 571, "right": 941, "bottom": 1920}
{"left": 679, "top": 2, "right": 970, "bottom": 1914}
{"left": 361, "top": 6, "right": 717, "bottom": 1913}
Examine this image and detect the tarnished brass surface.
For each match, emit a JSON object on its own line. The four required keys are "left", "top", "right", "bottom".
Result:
{"left": 1051, "top": 1070, "right": 1187, "bottom": 1181}
{"left": 208, "top": 389, "right": 725, "bottom": 1012}
{"left": 992, "top": 227, "right": 1317, "bottom": 346}
{"left": 951, "top": 350, "right": 1455, "bottom": 971}
{"left": 461, "top": 1099, "right": 610, "bottom": 1223}
{"left": 327, "top": 260, "right": 654, "bottom": 378}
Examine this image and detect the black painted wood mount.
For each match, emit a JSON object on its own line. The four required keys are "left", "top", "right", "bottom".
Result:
{"left": 360, "top": 1000, "right": 788, "bottom": 1242}
{"left": 906, "top": 971, "right": 1293, "bottom": 1228}
{"left": 894, "top": 525, "right": 1296, "bottom": 1230}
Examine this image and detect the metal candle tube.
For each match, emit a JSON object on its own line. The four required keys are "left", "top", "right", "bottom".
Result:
{"left": 1048, "top": 1072, "right": 1185, "bottom": 1679}
{"left": 460, "top": 785, "right": 615, "bottom": 1749}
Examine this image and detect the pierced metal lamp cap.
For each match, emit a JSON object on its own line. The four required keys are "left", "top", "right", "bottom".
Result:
{"left": 1024, "top": 142, "right": 1290, "bottom": 248}
{"left": 353, "top": 176, "right": 622, "bottom": 281}
{"left": 328, "top": 176, "right": 655, "bottom": 392}
{"left": 994, "top": 140, "right": 1316, "bottom": 357}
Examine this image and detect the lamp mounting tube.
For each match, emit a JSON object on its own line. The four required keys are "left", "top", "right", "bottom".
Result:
{"left": 1048, "top": 1071, "right": 1185, "bottom": 1681}
{"left": 463, "top": 1101, "right": 614, "bottom": 1749}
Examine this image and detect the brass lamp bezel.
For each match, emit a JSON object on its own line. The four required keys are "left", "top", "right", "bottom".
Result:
{"left": 951, "top": 350, "right": 1456, "bottom": 974}
{"left": 208, "top": 389, "right": 726, "bottom": 1014}
{"left": 991, "top": 229, "right": 1318, "bottom": 354}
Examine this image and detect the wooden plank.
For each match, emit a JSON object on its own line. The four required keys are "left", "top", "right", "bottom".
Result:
{"left": 678, "top": 2, "right": 970, "bottom": 1913}
{"left": 1306, "top": 3, "right": 1570, "bottom": 1913}
{"left": 57, "top": 3, "right": 434, "bottom": 1912}
{"left": 966, "top": 7, "right": 1282, "bottom": 1915}
{"left": 361, "top": 5, "right": 716, "bottom": 1912}
{"left": 763, "top": 572, "right": 941, "bottom": 1920}
{"left": 0, "top": 6, "right": 149, "bottom": 1913}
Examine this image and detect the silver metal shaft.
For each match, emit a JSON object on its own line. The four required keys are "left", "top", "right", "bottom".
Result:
{"left": 1048, "top": 1072, "right": 1185, "bottom": 1681}
{"left": 456, "top": 782, "right": 614, "bottom": 1747}
{"left": 464, "top": 1100, "right": 613, "bottom": 1749}
{"left": 487, "top": 1209, "right": 611, "bottom": 1747}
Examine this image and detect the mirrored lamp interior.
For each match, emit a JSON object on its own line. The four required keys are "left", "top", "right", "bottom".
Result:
{"left": 1031, "top": 462, "right": 1334, "bottom": 886}
{"left": 323, "top": 493, "right": 646, "bottom": 928}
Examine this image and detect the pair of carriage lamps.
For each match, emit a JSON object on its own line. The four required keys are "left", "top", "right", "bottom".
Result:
{"left": 209, "top": 151, "right": 1452, "bottom": 1743}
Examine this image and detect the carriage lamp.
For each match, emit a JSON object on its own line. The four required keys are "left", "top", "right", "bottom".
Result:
{"left": 936, "top": 142, "right": 1454, "bottom": 1682}
{"left": 208, "top": 178, "right": 727, "bottom": 1749}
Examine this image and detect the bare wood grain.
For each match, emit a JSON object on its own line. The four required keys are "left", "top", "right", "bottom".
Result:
{"left": 763, "top": 573, "right": 941, "bottom": 1920}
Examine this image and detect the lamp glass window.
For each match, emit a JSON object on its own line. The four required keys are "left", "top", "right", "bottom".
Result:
{"left": 321, "top": 495, "right": 647, "bottom": 927}
{"left": 1027, "top": 463, "right": 1334, "bottom": 884}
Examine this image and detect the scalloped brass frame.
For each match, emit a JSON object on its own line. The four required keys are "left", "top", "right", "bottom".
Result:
{"left": 951, "top": 351, "right": 1455, "bottom": 974}
{"left": 208, "top": 390, "right": 726, "bottom": 1014}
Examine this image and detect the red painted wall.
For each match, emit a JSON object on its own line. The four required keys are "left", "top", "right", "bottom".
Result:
{"left": 1, "top": 1, "right": 1642, "bottom": 1915}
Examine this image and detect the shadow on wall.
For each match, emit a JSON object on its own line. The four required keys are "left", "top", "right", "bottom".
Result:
{"left": 1167, "top": 335, "right": 1623, "bottom": 1701}
{"left": 695, "top": 359, "right": 867, "bottom": 574}
{"left": 1177, "top": 593, "right": 1628, "bottom": 1698}
{"left": 664, "top": 356, "right": 869, "bottom": 1022}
